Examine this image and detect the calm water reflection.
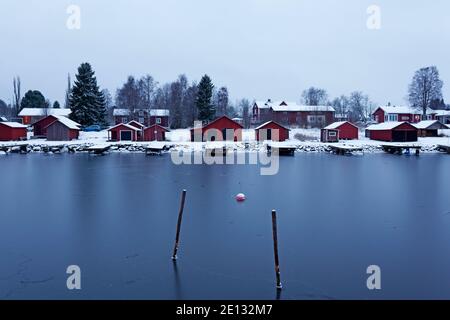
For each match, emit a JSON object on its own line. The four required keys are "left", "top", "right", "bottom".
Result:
{"left": 0, "top": 152, "right": 449, "bottom": 299}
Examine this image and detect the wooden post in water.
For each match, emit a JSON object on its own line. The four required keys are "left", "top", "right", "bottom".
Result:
{"left": 172, "top": 189, "right": 187, "bottom": 260}
{"left": 271, "top": 209, "right": 282, "bottom": 290}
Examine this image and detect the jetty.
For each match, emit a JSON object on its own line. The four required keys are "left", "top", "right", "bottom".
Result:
{"left": 0, "top": 143, "right": 29, "bottom": 154}
{"left": 41, "top": 145, "right": 66, "bottom": 153}
{"left": 437, "top": 144, "right": 450, "bottom": 154}
{"left": 145, "top": 142, "right": 167, "bottom": 156}
{"left": 87, "top": 144, "right": 111, "bottom": 155}
{"left": 381, "top": 144, "right": 421, "bottom": 155}
{"left": 266, "top": 142, "right": 296, "bottom": 156}
{"left": 327, "top": 144, "right": 364, "bottom": 155}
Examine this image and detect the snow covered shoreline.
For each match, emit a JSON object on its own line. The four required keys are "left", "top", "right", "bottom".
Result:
{"left": 1, "top": 129, "right": 449, "bottom": 155}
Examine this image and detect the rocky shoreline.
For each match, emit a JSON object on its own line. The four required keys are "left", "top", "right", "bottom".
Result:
{"left": 0, "top": 141, "right": 445, "bottom": 155}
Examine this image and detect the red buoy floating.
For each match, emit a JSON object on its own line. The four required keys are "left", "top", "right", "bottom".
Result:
{"left": 235, "top": 193, "right": 246, "bottom": 202}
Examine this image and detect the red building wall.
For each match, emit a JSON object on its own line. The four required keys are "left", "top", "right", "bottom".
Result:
{"left": 149, "top": 116, "right": 169, "bottom": 127}
{"left": 368, "top": 123, "right": 417, "bottom": 142}
{"left": 33, "top": 115, "right": 58, "bottom": 136}
{"left": 0, "top": 124, "right": 27, "bottom": 141}
{"left": 373, "top": 109, "right": 385, "bottom": 123}
{"left": 143, "top": 125, "right": 168, "bottom": 141}
{"left": 108, "top": 124, "right": 138, "bottom": 141}
{"left": 190, "top": 116, "right": 243, "bottom": 142}
{"left": 255, "top": 122, "right": 289, "bottom": 141}
{"left": 46, "top": 121, "right": 80, "bottom": 141}
{"left": 336, "top": 122, "right": 359, "bottom": 140}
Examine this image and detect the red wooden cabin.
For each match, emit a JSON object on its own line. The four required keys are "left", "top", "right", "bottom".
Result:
{"left": 45, "top": 117, "right": 80, "bottom": 141}
{"left": 321, "top": 121, "right": 358, "bottom": 142}
{"left": 143, "top": 124, "right": 170, "bottom": 141}
{"left": 365, "top": 122, "right": 418, "bottom": 142}
{"left": 0, "top": 122, "right": 27, "bottom": 141}
{"left": 255, "top": 121, "right": 289, "bottom": 141}
{"left": 190, "top": 116, "right": 243, "bottom": 142}
{"left": 413, "top": 120, "right": 448, "bottom": 137}
{"left": 108, "top": 123, "right": 140, "bottom": 141}
{"left": 33, "top": 115, "right": 59, "bottom": 137}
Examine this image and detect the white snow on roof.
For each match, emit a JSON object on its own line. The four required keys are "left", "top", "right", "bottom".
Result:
{"left": 18, "top": 108, "right": 71, "bottom": 117}
{"left": 150, "top": 109, "right": 170, "bottom": 116}
{"left": 377, "top": 105, "right": 435, "bottom": 115}
{"left": 0, "top": 117, "right": 7, "bottom": 121}
{"left": 255, "top": 121, "right": 274, "bottom": 130}
{"left": 113, "top": 108, "right": 169, "bottom": 116}
{"left": 323, "top": 121, "right": 355, "bottom": 130}
{"left": 108, "top": 123, "right": 140, "bottom": 131}
{"left": 113, "top": 109, "right": 130, "bottom": 116}
{"left": 0, "top": 122, "right": 27, "bottom": 128}
{"left": 254, "top": 101, "right": 272, "bottom": 109}
{"left": 366, "top": 122, "right": 411, "bottom": 130}
{"left": 254, "top": 100, "right": 334, "bottom": 112}
{"left": 128, "top": 120, "right": 145, "bottom": 127}
{"left": 434, "top": 110, "right": 450, "bottom": 116}
{"left": 413, "top": 120, "right": 448, "bottom": 129}
{"left": 271, "top": 104, "right": 335, "bottom": 112}
{"left": 51, "top": 116, "right": 81, "bottom": 130}
{"left": 255, "top": 121, "right": 288, "bottom": 130}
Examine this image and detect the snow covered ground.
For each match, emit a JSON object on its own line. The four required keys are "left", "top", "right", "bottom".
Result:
{"left": 1, "top": 129, "right": 450, "bottom": 154}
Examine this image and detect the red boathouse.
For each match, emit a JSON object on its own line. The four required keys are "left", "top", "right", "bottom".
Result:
{"left": 365, "top": 122, "right": 418, "bottom": 142}
{"left": 321, "top": 121, "right": 358, "bottom": 142}
{"left": 190, "top": 116, "right": 243, "bottom": 142}
{"left": 255, "top": 121, "right": 290, "bottom": 141}
{"left": 45, "top": 117, "right": 80, "bottom": 141}
{"left": 108, "top": 123, "right": 140, "bottom": 141}
{"left": 0, "top": 122, "right": 28, "bottom": 141}
{"left": 33, "top": 115, "right": 59, "bottom": 137}
{"left": 143, "top": 124, "right": 170, "bottom": 141}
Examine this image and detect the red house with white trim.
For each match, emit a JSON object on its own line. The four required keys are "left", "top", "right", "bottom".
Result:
{"left": 255, "top": 121, "right": 289, "bottom": 141}
{"left": 190, "top": 116, "right": 243, "bottom": 142}
{"left": 0, "top": 122, "right": 28, "bottom": 141}
{"left": 108, "top": 123, "right": 140, "bottom": 141}
{"left": 113, "top": 109, "right": 170, "bottom": 127}
{"left": 372, "top": 105, "right": 437, "bottom": 123}
{"left": 365, "top": 122, "right": 418, "bottom": 142}
{"left": 252, "top": 99, "right": 335, "bottom": 127}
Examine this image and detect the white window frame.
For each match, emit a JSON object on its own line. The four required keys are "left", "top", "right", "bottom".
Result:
{"left": 121, "top": 117, "right": 127, "bottom": 123}
{"left": 156, "top": 117, "right": 162, "bottom": 124}
{"left": 388, "top": 114, "right": 398, "bottom": 122}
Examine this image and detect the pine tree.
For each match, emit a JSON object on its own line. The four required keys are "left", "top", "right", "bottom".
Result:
{"left": 69, "top": 63, "right": 107, "bottom": 126}
{"left": 195, "top": 74, "right": 215, "bottom": 122}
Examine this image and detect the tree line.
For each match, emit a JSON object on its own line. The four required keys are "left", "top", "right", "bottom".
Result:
{"left": 1, "top": 64, "right": 447, "bottom": 127}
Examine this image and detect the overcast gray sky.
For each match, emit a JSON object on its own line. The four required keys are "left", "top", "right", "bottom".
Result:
{"left": 1, "top": 0, "right": 449, "bottom": 107}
